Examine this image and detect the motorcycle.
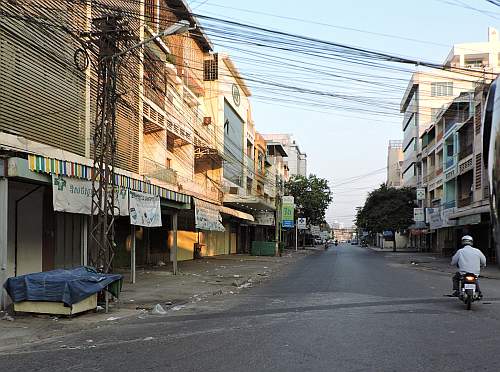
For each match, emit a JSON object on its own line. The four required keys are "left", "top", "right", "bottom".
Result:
{"left": 458, "top": 273, "right": 481, "bottom": 310}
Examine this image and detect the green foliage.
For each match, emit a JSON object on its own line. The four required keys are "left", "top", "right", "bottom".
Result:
{"left": 355, "top": 184, "right": 416, "bottom": 233}
{"left": 284, "top": 174, "right": 332, "bottom": 225}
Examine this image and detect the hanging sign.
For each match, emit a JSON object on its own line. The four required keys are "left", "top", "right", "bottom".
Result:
{"left": 129, "top": 190, "right": 162, "bottom": 227}
{"left": 254, "top": 211, "right": 275, "bottom": 226}
{"left": 52, "top": 175, "right": 129, "bottom": 216}
{"left": 416, "top": 188, "right": 426, "bottom": 200}
{"left": 194, "top": 199, "right": 225, "bottom": 231}
{"left": 413, "top": 207, "right": 425, "bottom": 222}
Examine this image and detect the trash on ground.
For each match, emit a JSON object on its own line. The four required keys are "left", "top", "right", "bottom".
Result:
{"left": 212, "top": 289, "right": 223, "bottom": 296}
{"left": 1, "top": 314, "right": 14, "bottom": 322}
{"left": 86, "top": 339, "right": 94, "bottom": 343}
{"left": 96, "top": 306, "right": 105, "bottom": 312}
{"left": 233, "top": 274, "right": 241, "bottom": 278}
{"left": 157, "top": 261, "right": 166, "bottom": 266}
{"left": 238, "top": 282, "right": 252, "bottom": 289}
{"left": 151, "top": 304, "right": 167, "bottom": 315}
{"left": 106, "top": 316, "right": 120, "bottom": 321}
{"left": 143, "top": 336, "right": 155, "bottom": 341}
{"left": 171, "top": 305, "right": 186, "bottom": 311}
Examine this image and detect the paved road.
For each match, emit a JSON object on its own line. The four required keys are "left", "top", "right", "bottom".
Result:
{"left": 3, "top": 244, "right": 500, "bottom": 371}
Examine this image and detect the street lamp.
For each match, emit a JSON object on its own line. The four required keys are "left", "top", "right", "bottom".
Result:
{"left": 112, "top": 20, "right": 191, "bottom": 59}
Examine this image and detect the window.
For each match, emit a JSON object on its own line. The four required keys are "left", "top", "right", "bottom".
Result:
{"left": 431, "top": 82, "right": 453, "bottom": 97}
{"left": 464, "top": 59, "right": 483, "bottom": 68}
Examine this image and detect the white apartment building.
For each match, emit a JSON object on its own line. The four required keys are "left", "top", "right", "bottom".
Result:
{"left": 261, "top": 134, "right": 307, "bottom": 178}
{"left": 401, "top": 27, "right": 500, "bottom": 187}
{"left": 387, "top": 140, "right": 404, "bottom": 188}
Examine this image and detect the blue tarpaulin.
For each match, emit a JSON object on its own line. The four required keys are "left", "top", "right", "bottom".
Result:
{"left": 4, "top": 267, "right": 123, "bottom": 306}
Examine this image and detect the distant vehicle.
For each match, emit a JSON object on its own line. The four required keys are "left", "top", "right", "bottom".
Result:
{"left": 351, "top": 239, "right": 359, "bottom": 245}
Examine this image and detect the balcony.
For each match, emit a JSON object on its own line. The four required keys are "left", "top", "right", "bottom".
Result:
{"left": 143, "top": 159, "right": 177, "bottom": 186}
{"left": 458, "top": 144, "right": 473, "bottom": 161}
{"left": 457, "top": 196, "right": 472, "bottom": 208}
{"left": 445, "top": 157, "right": 455, "bottom": 170}
{"left": 443, "top": 200, "right": 456, "bottom": 209}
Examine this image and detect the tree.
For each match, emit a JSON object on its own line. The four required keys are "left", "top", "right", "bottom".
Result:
{"left": 355, "top": 184, "right": 416, "bottom": 250}
{"left": 284, "top": 174, "right": 332, "bottom": 225}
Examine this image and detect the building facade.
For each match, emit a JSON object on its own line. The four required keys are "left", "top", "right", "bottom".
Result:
{"left": 0, "top": 0, "right": 295, "bottom": 308}
{"left": 401, "top": 27, "right": 500, "bottom": 188}
{"left": 387, "top": 140, "right": 404, "bottom": 188}
{"left": 261, "top": 134, "right": 307, "bottom": 178}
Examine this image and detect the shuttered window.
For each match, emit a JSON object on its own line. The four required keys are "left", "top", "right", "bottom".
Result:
{"left": 475, "top": 153, "right": 482, "bottom": 190}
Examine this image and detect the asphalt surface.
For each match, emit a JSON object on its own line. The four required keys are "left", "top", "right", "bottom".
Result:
{"left": 3, "top": 244, "right": 500, "bottom": 371}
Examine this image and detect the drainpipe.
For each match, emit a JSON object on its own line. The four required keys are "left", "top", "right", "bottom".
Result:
{"left": 14, "top": 186, "right": 42, "bottom": 276}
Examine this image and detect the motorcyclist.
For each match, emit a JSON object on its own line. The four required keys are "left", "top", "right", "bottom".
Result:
{"left": 451, "top": 235, "right": 486, "bottom": 297}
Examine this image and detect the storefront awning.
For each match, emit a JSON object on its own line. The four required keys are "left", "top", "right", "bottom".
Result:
{"left": 27, "top": 154, "right": 191, "bottom": 205}
{"left": 219, "top": 205, "right": 254, "bottom": 222}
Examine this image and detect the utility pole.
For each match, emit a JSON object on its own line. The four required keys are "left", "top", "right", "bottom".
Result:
{"left": 87, "top": 16, "right": 132, "bottom": 273}
{"left": 80, "top": 17, "right": 190, "bottom": 273}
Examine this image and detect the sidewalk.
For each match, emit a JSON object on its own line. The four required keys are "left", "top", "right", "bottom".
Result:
{"left": 368, "top": 246, "right": 500, "bottom": 279}
{"left": 0, "top": 249, "right": 313, "bottom": 352}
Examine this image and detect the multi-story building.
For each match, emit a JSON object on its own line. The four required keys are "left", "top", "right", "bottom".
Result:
{"left": 401, "top": 27, "right": 500, "bottom": 188}
{"left": 421, "top": 85, "right": 493, "bottom": 259}
{"left": 261, "top": 134, "right": 307, "bottom": 178}
{"left": 386, "top": 140, "right": 404, "bottom": 188}
{"left": 0, "top": 0, "right": 292, "bottom": 308}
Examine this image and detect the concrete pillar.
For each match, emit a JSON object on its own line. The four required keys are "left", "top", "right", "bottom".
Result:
{"left": 0, "top": 179, "right": 8, "bottom": 310}
{"left": 172, "top": 212, "right": 178, "bottom": 275}
{"left": 131, "top": 225, "right": 136, "bottom": 284}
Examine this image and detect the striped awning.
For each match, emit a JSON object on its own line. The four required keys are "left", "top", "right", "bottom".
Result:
{"left": 28, "top": 154, "right": 191, "bottom": 205}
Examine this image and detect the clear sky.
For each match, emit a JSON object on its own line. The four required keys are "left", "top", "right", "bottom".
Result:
{"left": 190, "top": 0, "right": 499, "bottom": 226}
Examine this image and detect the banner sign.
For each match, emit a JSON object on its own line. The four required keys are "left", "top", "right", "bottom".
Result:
{"left": 129, "top": 191, "right": 162, "bottom": 227}
{"left": 194, "top": 199, "right": 225, "bottom": 231}
{"left": 281, "top": 195, "right": 294, "bottom": 228}
{"left": 426, "top": 207, "right": 442, "bottom": 230}
{"left": 310, "top": 225, "right": 321, "bottom": 235}
{"left": 254, "top": 211, "right": 275, "bottom": 226}
{"left": 52, "top": 175, "right": 129, "bottom": 216}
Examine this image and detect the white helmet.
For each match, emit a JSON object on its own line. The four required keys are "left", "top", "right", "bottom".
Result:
{"left": 461, "top": 235, "right": 473, "bottom": 246}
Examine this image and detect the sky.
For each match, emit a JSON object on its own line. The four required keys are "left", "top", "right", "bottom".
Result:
{"left": 190, "top": 0, "right": 499, "bottom": 226}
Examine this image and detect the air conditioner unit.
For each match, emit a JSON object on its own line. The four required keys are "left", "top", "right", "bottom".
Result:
{"left": 229, "top": 187, "right": 239, "bottom": 194}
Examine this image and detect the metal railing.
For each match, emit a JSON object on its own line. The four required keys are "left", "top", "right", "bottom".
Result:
{"left": 443, "top": 200, "right": 456, "bottom": 209}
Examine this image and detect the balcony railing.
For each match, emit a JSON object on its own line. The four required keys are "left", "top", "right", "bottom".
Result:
{"left": 143, "top": 159, "right": 177, "bottom": 185}
{"left": 443, "top": 200, "right": 456, "bottom": 209}
{"left": 457, "top": 196, "right": 472, "bottom": 208}
{"left": 458, "top": 144, "right": 473, "bottom": 161}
